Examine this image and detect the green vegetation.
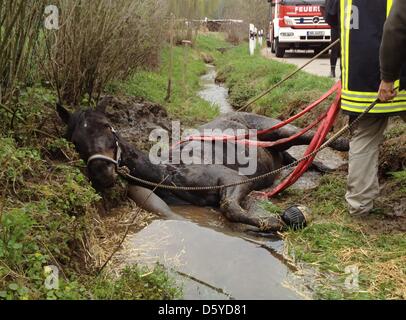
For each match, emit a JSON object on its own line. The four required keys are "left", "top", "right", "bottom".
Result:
{"left": 0, "top": 138, "right": 180, "bottom": 300}
{"left": 0, "top": 88, "right": 180, "bottom": 300}
{"left": 0, "top": 33, "right": 230, "bottom": 301}
{"left": 109, "top": 34, "right": 230, "bottom": 124}
{"left": 216, "top": 44, "right": 335, "bottom": 120}
{"left": 269, "top": 174, "right": 406, "bottom": 300}
{"left": 91, "top": 265, "right": 181, "bottom": 300}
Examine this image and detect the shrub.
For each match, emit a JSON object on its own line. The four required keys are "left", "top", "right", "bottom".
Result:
{"left": 0, "top": 1, "right": 46, "bottom": 105}
{"left": 43, "top": 0, "right": 168, "bottom": 106}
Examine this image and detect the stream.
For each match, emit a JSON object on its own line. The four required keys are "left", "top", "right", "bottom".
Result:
{"left": 197, "top": 64, "right": 234, "bottom": 114}
{"left": 116, "top": 64, "right": 346, "bottom": 300}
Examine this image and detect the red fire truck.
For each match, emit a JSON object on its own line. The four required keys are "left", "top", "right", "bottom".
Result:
{"left": 267, "top": 0, "right": 331, "bottom": 58}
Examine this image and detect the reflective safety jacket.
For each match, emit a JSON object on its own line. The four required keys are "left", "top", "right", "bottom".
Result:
{"left": 340, "top": 0, "right": 406, "bottom": 115}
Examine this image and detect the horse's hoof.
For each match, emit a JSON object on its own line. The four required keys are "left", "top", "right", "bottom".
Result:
{"left": 281, "top": 205, "right": 312, "bottom": 230}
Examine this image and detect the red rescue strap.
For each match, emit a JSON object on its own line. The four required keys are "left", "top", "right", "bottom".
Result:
{"left": 173, "top": 81, "right": 342, "bottom": 198}
{"left": 229, "top": 110, "right": 328, "bottom": 148}
{"left": 261, "top": 82, "right": 342, "bottom": 198}
{"left": 177, "top": 81, "right": 340, "bottom": 145}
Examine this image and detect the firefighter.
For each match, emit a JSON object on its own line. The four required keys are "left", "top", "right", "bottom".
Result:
{"left": 378, "top": 0, "right": 406, "bottom": 102}
{"left": 321, "top": 0, "right": 341, "bottom": 78}
{"left": 331, "top": 0, "right": 406, "bottom": 217}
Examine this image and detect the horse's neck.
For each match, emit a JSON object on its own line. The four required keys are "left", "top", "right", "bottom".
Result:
{"left": 120, "top": 142, "right": 168, "bottom": 182}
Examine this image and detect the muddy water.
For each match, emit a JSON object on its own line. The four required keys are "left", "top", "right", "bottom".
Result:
{"left": 118, "top": 206, "right": 304, "bottom": 300}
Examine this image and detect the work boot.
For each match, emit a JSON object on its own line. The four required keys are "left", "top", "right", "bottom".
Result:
{"left": 330, "top": 66, "right": 336, "bottom": 78}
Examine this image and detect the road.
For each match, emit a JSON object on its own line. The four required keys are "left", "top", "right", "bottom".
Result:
{"left": 261, "top": 47, "right": 340, "bottom": 79}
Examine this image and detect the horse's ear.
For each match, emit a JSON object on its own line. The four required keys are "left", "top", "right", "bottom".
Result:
{"left": 56, "top": 103, "right": 71, "bottom": 124}
{"left": 96, "top": 97, "right": 112, "bottom": 114}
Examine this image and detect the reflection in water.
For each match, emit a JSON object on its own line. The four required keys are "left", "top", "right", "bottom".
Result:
{"left": 117, "top": 206, "right": 303, "bottom": 300}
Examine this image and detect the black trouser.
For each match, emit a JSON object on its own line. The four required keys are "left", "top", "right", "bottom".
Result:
{"left": 331, "top": 27, "right": 341, "bottom": 68}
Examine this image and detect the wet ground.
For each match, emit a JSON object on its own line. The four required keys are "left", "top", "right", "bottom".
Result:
{"left": 115, "top": 63, "right": 346, "bottom": 300}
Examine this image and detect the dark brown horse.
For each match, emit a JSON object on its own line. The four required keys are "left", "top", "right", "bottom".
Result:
{"left": 57, "top": 103, "right": 348, "bottom": 232}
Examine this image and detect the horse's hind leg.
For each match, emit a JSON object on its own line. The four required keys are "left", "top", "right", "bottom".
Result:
{"left": 219, "top": 183, "right": 285, "bottom": 232}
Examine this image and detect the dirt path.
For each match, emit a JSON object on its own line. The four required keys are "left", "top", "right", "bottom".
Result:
{"left": 261, "top": 47, "right": 340, "bottom": 79}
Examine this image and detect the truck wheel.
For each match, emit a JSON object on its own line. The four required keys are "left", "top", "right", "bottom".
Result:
{"left": 271, "top": 38, "right": 276, "bottom": 53}
{"left": 275, "top": 39, "right": 285, "bottom": 58}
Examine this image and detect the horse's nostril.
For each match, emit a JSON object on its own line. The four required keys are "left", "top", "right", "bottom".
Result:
{"left": 88, "top": 161, "right": 118, "bottom": 190}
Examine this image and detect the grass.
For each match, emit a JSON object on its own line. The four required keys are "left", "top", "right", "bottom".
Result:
{"left": 90, "top": 265, "right": 181, "bottom": 300}
{"left": 0, "top": 87, "right": 180, "bottom": 300}
{"left": 268, "top": 173, "right": 406, "bottom": 300}
{"left": 107, "top": 34, "right": 230, "bottom": 125}
{"left": 215, "top": 43, "right": 335, "bottom": 122}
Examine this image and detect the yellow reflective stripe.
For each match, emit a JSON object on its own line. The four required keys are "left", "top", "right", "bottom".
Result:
{"left": 342, "top": 90, "right": 376, "bottom": 96}
{"left": 340, "top": 0, "right": 351, "bottom": 90}
{"left": 387, "top": 0, "right": 393, "bottom": 16}
{"left": 342, "top": 93, "right": 406, "bottom": 102}
{"left": 342, "top": 105, "right": 406, "bottom": 113}
{"left": 342, "top": 100, "right": 406, "bottom": 107}
{"left": 345, "top": 0, "right": 352, "bottom": 89}
{"left": 342, "top": 108, "right": 406, "bottom": 114}
{"left": 342, "top": 0, "right": 352, "bottom": 90}
{"left": 342, "top": 88, "right": 406, "bottom": 101}
{"left": 342, "top": 100, "right": 406, "bottom": 112}
{"left": 340, "top": 0, "right": 344, "bottom": 88}
{"left": 341, "top": 106, "right": 406, "bottom": 113}
{"left": 343, "top": 89, "right": 406, "bottom": 96}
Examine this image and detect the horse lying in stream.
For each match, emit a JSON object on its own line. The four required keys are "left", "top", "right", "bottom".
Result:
{"left": 57, "top": 102, "right": 349, "bottom": 232}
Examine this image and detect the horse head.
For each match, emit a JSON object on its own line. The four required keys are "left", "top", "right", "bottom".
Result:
{"left": 57, "top": 101, "right": 121, "bottom": 191}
